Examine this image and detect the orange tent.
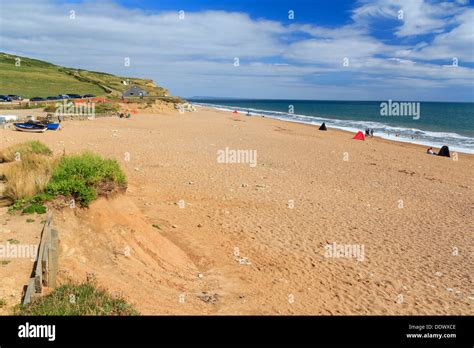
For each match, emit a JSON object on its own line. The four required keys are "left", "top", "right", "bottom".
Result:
{"left": 353, "top": 131, "right": 365, "bottom": 140}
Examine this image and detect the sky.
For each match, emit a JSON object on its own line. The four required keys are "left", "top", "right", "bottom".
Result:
{"left": 0, "top": 0, "right": 473, "bottom": 101}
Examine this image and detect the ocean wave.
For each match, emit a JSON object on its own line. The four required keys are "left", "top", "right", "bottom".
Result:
{"left": 193, "top": 102, "right": 474, "bottom": 154}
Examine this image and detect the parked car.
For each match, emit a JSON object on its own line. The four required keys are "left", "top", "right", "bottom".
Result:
{"left": 56, "top": 94, "right": 70, "bottom": 100}
{"left": 0, "top": 94, "right": 12, "bottom": 102}
{"left": 46, "top": 96, "right": 58, "bottom": 100}
{"left": 82, "top": 94, "right": 95, "bottom": 98}
{"left": 66, "top": 94, "right": 82, "bottom": 99}
{"left": 0, "top": 94, "right": 12, "bottom": 101}
{"left": 7, "top": 94, "right": 22, "bottom": 100}
{"left": 29, "top": 97, "right": 46, "bottom": 102}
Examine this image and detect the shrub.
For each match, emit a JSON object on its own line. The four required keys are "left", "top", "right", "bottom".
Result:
{"left": 2, "top": 142, "right": 126, "bottom": 209}
{"left": 43, "top": 104, "right": 57, "bottom": 113}
{"left": 94, "top": 103, "right": 120, "bottom": 114}
{"left": 9, "top": 193, "right": 53, "bottom": 214}
{"left": 0, "top": 140, "right": 52, "bottom": 162}
{"left": 46, "top": 152, "right": 127, "bottom": 206}
{"left": 22, "top": 203, "right": 47, "bottom": 214}
{"left": 16, "top": 281, "right": 138, "bottom": 315}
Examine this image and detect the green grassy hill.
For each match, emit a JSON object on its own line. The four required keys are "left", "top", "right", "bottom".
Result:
{"left": 0, "top": 52, "right": 169, "bottom": 98}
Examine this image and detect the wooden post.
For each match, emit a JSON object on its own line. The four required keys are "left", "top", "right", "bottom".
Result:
{"left": 48, "top": 228, "right": 59, "bottom": 287}
{"left": 42, "top": 243, "right": 50, "bottom": 286}
{"left": 23, "top": 278, "right": 36, "bottom": 306}
{"left": 23, "top": 214, "right": 60, "bottom": 305}
{"left": 34, "top": 214, "right": 52, "bottom": 293}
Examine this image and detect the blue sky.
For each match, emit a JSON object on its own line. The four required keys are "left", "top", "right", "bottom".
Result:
{"left": 1, "top": 0, "right": 473, "bottom": 101}
{"left": 114, "top": 0, "right": 356, "bottom": 25}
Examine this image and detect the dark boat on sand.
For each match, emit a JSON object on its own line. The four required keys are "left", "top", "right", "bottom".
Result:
{"left": 14, "top": 121, "right": 48, "bottom": 133}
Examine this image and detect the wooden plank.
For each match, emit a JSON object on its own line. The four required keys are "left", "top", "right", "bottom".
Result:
{"left": 42, "top": 244, "right": 50, "bottom": 286}
{"left": 22, "top": 278, "right": 36, "bottom": 306}
{"left": 48, "top": 228, "right": 59, "bottom": 288}
{"left": 34, "top": 214, "right": 52, "bottom": 293}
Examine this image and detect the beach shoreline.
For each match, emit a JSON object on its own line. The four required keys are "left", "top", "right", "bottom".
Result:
{"left": 0, "top": 106, "right": 472, "bottom": 315}
{"left": 195, "top": 105, "right": 474, "bottom": 158}
{"left": 192, "top": 103, "right": 474, "bottom": 155}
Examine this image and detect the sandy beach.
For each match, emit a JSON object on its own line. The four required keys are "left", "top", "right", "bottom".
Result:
{"left": 0, "top": 106, "right": 472, "bottom": 315}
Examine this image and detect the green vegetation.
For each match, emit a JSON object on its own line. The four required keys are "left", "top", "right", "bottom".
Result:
{"left": 22, "top": 202, "right": 47, "bottom": 214}
{"left": 9, "top": 193, "right": 52, "bottom": 214}
{"left": 0, "top": 52, "right": 169, "bottom": 98}
{"left": 26, "top": 218, "right": 35, "bottom": 223}
{"left": 0, "top": 298, "right": 6, "bottom": 308}
{"left": 3, "top": 141, "right": 127, "bottom": 213}
{"left": 15, "top": 281, "right": 139, "bottom": 315}
{"left": 0, "top": 261, "right": 11, "bottom": 266}
{"left": 0, "top": 53, "right": 104, "bottom": 98}
{"left": 152, "top": 224, "right": 162, "bottom": 230}
{"left": 43, "top": 104, "right": 57, "bottom": 113}
{"left": 46, "top": 152, "right": 127, "bottom": 206}
{"left": 0, "top": 140, "right": 52, "bottom": 162}
{"left": 95, "top": 103, "right": 120, "bottom": 114}
{"left": 7, "top": 239, "right": 20, "bottom": 244}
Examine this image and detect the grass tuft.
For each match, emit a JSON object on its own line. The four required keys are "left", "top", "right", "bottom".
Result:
{"left": 2, "top": 152, "right": 56, "bottom": 201}
{"left": 16, "top": 281, "right": 139, "bottom": 315}
{"left": 0, "top": 141, "right": 52, "bottom": 162}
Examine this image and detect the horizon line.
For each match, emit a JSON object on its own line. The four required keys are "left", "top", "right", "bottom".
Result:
{"left": 185, "top": 97, "right": 474, "bottom": 104}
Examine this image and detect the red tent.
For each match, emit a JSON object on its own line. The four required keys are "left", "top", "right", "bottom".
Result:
{"left": 353, "top": 131, "right": 365, "bottom": 140}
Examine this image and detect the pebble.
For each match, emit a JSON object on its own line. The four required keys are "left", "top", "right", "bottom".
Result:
{"left": 198, "top": 273, "right": 203, "bottom": 278}
{"left": 197, "top": 224, "right": 203, "bottom": 228}
{"left": 171, "top": 224, "right": 177, "bottom": 228}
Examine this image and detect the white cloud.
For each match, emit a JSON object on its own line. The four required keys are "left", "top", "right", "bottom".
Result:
{"left": 0, "top": 0, "right": 472, "bottom": 100}
{"left": 352, "top": 0, "right": 467, "bottom": 37}
{"left": 408, "top": 8, "right": 474, "bottom": 62}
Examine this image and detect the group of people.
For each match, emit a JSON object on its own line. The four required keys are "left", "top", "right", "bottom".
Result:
{"left": 365, "top": 128, "right": 375, "bottom": 137}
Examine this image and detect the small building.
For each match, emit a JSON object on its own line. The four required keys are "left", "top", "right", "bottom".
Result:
{"left": 122, "top": 86, "right": 148, "bottom": 97}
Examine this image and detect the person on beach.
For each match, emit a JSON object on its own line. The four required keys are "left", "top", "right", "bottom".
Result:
{"left": 370, "top": 129, "right": 374, "bottom": 137}
{"left": 427, "top": 147, "right": 435, "bottom": 155}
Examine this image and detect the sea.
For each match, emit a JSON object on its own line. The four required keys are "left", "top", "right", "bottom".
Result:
{"left": 188, "top": 99, "right": 474, "bottom": 154}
